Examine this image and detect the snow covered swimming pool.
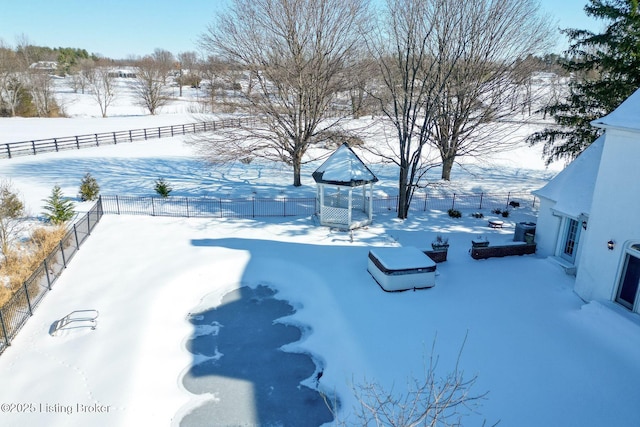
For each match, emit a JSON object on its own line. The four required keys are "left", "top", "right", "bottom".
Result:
{"left": 179, "top": 285, "right": 333, "bottom": 426}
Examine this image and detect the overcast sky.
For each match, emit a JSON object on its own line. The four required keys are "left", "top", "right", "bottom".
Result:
{"left": 0, "top": 0, "right": 601, "bottom": 59}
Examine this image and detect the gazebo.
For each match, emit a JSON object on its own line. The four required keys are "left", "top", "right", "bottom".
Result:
{"left": 312, "top": 143, "right": 378, "bottom": 230}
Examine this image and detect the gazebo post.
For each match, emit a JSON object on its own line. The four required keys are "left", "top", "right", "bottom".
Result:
{"left": 348, "top": 187, "right": 353, "bottom": 228}
{"left": 319, "top": 184, "right": 324, "bottom": 222}
{"left": 368, "top": 182, "right": 373, "bottom": 222}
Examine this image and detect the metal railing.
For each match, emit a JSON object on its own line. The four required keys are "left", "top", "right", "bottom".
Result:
{"left": 0, "top": 117, "right": 256, "bottom": 159}
{"left": 0, "top": 199, "right": 104, "bottom": 354}
{"left": 100, "top": 191, "right": 536, "bottom": 218}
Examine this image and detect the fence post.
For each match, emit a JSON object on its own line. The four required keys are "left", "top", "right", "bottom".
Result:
{"left": 113, "top": 132, "right": 117, "bottom": 144}
{"left": 32, "top": 141, "right": 36, "bottom": 155}
{"left": 451, "top": 193, "right": 456, "bottom": 210}
{"left": 424, "top": 193, "right": 427, "bottom": 211}
{"left": 116, "top": 195, "right": 120, "bottom": 215}
{"left": 54, "top": 138, "right": 58, "bottom": 152}
{"left": 95, "top": 134, "right": 99, "bottom": 146}
{"left": 44, "top": 259, "right": 52, "bottom": 290}
{"left": 506, "top": 192, "right": 511, "bottom": 208}
{"left": 0, "top": 310, "right": 10, "bottom": 347}
{"left": 152, "top": 198, "right": 156, "bottom": 216}
{"left": 5, "top": 144, "right": 10, "bottom": 159}
{"left": 186, "top": 197, "right": 190, "bottom": 218}
{"left": 252, "top": 197, "right": 255, "bottom": 218}
{"left": 60, "top": 242, "right": 67, "bottom": 268}
{"left": 129, "top": 130, "right": 133, "bottom": 142}
{"left": 23, "top": 283, "right": 33, "bottom": 315}
{"left": 171, "top": 126, "right": 174, "bottom": 137}
{"left": 158, "top": 128, "right": 161, "bottom": 138}
{"left": 73, "top": 224, "right": 80, "bottom": 249}
{"left": 144, "top": 129, "right": 148, "bottom": 140}
{"left": 479, "top": 192, "right": 484, "bottom": 210}
{"left": 283, "top": 198, "right": 286, "bottom": 216}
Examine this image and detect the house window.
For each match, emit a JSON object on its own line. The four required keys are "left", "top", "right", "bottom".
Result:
{"left": 561, "top": 218, "right": 580, "bottom": 263}
{"left": 616, "top": 244, "right": 640, "bottom": 311}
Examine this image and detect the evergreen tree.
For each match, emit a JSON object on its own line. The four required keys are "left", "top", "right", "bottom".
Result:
{"left": 42, "top": 185, "right": 75, "bottom": 225}
{"left": 154, "top": 178, "right": 172, "bottom": 198}
{"left": 528, "top": 0, "right": 640, "bottom": 165}
{"left": 78, "top": 173, "right": 100, "bottom": 201}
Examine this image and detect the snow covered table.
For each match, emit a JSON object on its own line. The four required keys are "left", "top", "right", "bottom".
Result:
{"left": 367, "top": 246, "right": 436, "bottom": 292}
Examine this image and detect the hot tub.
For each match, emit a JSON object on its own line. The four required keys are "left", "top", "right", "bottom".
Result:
{"left": 367, "top": 246, "right": 436, "bottom": 292}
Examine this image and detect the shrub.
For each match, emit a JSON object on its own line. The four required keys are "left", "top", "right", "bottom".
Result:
{"left": 78, "top": 172, "right": 100, "bottom": 201}
{"left": 491, "top": 208, "right": 502, "bottom": 215}
{"left": 501, "top": 210, "right": 510, "bottom": 218}
{"left": 0, "top": 225, "right": 66, "bottom": 306}
{"left": 447, "top": 208, "right": 462, "bottom": 218}
{"left": 471, "top": 212, "right": 484, "bottom": 219}
{"left": 0, "top": 180, "right": 26, "bottom": 256}
{"left": 154, "top": 178, "right": 172, "bottom": 198}
{"left": 42, "top": 185, "right": 75, "bottom": 225}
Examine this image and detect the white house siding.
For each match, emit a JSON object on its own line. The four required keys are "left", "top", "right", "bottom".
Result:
{"left": 533, "top": 196, "right": 562, "bottom": 258}
{"left": 574, "top": 127, "right": 640, "bottom": 304}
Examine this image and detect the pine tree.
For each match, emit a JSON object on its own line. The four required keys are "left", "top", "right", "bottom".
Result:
{"left": 528, "top": 0, "right": 640, "bottom": 164}
{"left": 78, "top": 172, "right": 100, "bottom": 201}
{"left": 154, "top": 178, "right": 172, "bottom": 198}
{"left": 42, "top": 185, "right": 75, "bottom": 225}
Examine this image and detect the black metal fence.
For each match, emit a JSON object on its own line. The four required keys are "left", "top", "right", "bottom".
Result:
{"left": 0, "top": 189, "right": 535, "bottom": 356}
{"left": 0, "top": 199, "right": 104, "bottom": 355}
{"left": 101, "top": 191, "right": 536, "bottom": 218}
{"left": 0, "top": 117, "right": 255, "bottom": 159}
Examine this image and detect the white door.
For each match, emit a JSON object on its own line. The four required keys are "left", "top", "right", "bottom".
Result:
{"left": 560, "top": 218, "right": 581, "bottom": 263}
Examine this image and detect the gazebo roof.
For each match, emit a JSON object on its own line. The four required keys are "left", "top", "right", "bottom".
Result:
{"left": 312, "top": 143, "right": 378, "bottom": 187}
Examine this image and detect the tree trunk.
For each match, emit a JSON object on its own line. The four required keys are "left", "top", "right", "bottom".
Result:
{"left": 292, "top": 148, "right": 303, "bottom": 187}
{"left": 441, "top": 156, "right": 455, "bottom": 181}
{"left": 397, "top": 166, "right": 409, "bottom": 219}
{"left": 293, "top": 162, "right": 302, "bottom": 187}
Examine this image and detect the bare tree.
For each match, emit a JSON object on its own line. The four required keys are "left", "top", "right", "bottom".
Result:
{"left": 177, "top": 51, "right": 201, "bottom": 97}
{"left": 199, "top": 55, "right": 229, "bottom": 111}
{"left": 0, "top": 180, "right": 26, "bottom": 258}
{"left": 328, "top": 334, "right": 493, "bottom": 427}
{"left": 85, "top": 62, "right": 117, "bottom": 117}
{"left": 198, "top": 0, "right": 369, "bottom": 186}
{"left": 0, "top": 42, "right": 27, "bottom": 117}
{"left": 26, "top": 70, "right": 58, "bottom": 117}
{"left": 367, "top": 0, "right": 465, "bottom": 219}
{"left": 368, "top": 0, "right": 552, "bottom": 218}
{"left": 68, "top": 58, "right": 96, "bottom": 94}
{"left": 151, "top": 48, "right": 175, "bottom": 85}
{"left": 429, "top": 0, "right": 553, "bottom": 180}
{"left": 133, "top": 56, "right": 170, "bottom": 115}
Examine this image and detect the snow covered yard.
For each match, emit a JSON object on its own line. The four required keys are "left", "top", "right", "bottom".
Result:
{"left": 0, "top": 208, "right": 639, "bottom": 426}
{"left": 1, "top": 94, "right": 639, "bottom": 425}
